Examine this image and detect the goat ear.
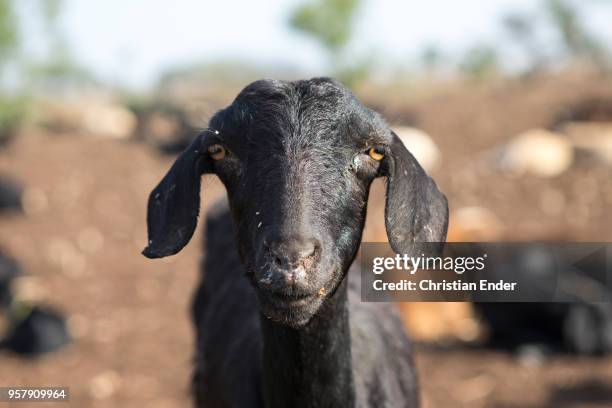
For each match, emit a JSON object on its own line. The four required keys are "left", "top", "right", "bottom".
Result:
{"left": 383, "top": 131, "right": 448, "bottom": 255}
{"left": 142, "top": 134, "right": 212, "bottom": 259}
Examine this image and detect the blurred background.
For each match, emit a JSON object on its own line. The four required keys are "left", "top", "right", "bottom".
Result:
{"left": 1, "top": 0, "right": 612, "bottom": 407}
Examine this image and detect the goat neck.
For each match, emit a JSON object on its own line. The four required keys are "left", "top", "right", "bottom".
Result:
{"left": 260, "top": 277, "right": 355, "bottom": 408}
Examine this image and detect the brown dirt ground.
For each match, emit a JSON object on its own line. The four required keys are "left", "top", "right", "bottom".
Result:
{"left": 1, "top": 76, "right": 612, "bottom": 407}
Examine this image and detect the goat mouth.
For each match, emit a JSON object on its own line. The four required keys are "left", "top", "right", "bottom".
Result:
{"left": 265, "top": 290, "right": 316, "bottom": 308}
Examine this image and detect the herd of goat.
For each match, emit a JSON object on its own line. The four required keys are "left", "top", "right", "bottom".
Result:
{"left": 0, "top": 175, "right": 71, "bottom": 356}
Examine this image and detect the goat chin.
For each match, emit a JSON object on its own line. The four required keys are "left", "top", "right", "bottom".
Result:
{"left": 256, "top": 282, "right": 338, "bottom": 329}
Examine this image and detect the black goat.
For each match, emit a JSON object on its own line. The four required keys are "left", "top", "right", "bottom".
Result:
{"left": 0, "top": 175, "right": 23, "bottom": 214}
{"left": 143, "top": 78, "right": 448, "bottom": 407}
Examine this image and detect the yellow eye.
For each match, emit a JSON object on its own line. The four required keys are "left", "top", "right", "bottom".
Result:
{"left": 208, "top": 144, "right": 226, "bottom": 160}
{"left": 368, "top": 146, "right": 385, "bottom": 161}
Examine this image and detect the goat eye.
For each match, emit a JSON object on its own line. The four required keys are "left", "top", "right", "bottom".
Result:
{"left": 368, "top": 146, "right": 385, "bottom": 161}
{"left": 208, "top": 144, "right": 226, "bottom": 160}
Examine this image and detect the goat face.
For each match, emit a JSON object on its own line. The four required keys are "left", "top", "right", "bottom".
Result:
{"left": 143, "top": 78, "right": 448, "bottom": 328}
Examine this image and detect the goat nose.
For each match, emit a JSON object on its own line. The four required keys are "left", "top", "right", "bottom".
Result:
{"left": 264, "top": 237, "right": 320, "bottom": 271}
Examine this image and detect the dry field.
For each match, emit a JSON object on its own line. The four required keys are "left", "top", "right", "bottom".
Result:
{"left": 1, "top": 76, "right": 612, "bottom": 407}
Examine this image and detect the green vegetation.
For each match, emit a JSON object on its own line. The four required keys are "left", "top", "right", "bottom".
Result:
{"left": 460, "top": 0, "right": 610, "bottom": 81}
{"left": 545, "top": 0, "right": 609, "bottom": 70}
{"left": 290, "top": 0, "right": 360, "bottom": 55}
{"left": 420, "top": 45, "right": 446, "bottom": 74}
{"left": 460, "top": 45, "right": 500, "bottom": 82}
{"left": 289, "top": 0, "right": 366, "bottom": 86}
{"left": 1, "top": 0, "right": 611, "bottom": 114}
{"left": 0, "top": 0, "right": 18, "bottom": 63}
{"left": 0, "top": 0, "right": 95, "bottom": 139}
{"left": 287, "top": 0, "right": 610, "bottom": 86}
{"left": 0, "top": 0, "right": 23, "bottom": 140}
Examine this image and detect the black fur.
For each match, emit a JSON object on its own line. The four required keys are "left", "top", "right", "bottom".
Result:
{"left": 144, "top": 78, "right": 448, "bottom": 407}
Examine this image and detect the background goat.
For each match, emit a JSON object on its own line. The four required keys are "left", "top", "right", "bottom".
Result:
{"left": 143, "top": 78, "right": 448, "bottom": 407}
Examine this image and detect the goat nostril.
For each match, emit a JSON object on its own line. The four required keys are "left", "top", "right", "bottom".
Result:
{"left": 274, "top": 256, "right": 283, "bottom": 267}
{"left": 300, "top": 242, "right": 319, "bottom": 270}
{"left": 302, "top": 253, "right": 315, "bottom": 270}
{"left": 302, "top": 257, "right": 314, "bottom": 270}
{"left": 310, "top": 243, "right": 319, "bottom": 258}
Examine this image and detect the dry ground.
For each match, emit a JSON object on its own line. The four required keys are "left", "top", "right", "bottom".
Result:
{"left": 1, "top": 76, "right": 612, "bottom": 407}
